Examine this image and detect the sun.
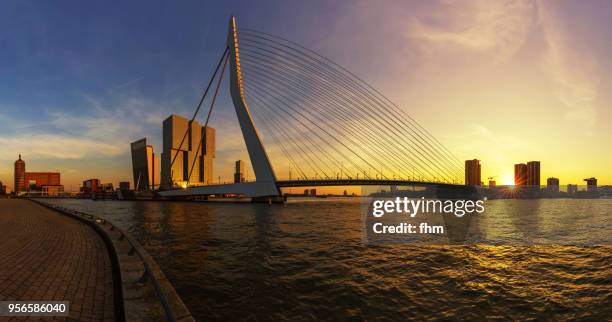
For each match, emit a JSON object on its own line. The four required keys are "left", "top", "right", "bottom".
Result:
{"left": 501, "top": 174, "right": 514, "bottom": 186}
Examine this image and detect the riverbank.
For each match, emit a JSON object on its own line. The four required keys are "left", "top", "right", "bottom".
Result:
{"left": 0, "top": 199, "right": 194, "bottom": 321}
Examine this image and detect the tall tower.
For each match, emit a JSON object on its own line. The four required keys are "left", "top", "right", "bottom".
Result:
{"left": 514, "top": 163, "right": 527, "bottom": 186}
{"left": 14, "top": 154, "right": 26, "bottom": 194}
{"left": 227, "top": 16, "right": 280, "bottom": 197}
{"left": 527, "top": 161, "right": 540, "bottom": 188}
{"left": 464, "top": 159, "right": 481, "bottom": 186}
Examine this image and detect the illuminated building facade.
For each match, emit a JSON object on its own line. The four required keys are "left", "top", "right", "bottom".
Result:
{"left": 13, "top": 154, "right": 61, "bottom": 194}
{"left": 14, "top": 155, "right": 25, "bottom": 194}
{"left": 161, "top": 114, "right": 215, "bottom": 189}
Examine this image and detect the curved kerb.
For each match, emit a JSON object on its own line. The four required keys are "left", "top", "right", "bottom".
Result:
{"left": 29, "top": 198, "right": 195, "bottom": 322}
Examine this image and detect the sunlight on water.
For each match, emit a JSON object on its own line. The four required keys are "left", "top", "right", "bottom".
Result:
{"left": 42, "top": 198, "right": 611, "bottom": 320}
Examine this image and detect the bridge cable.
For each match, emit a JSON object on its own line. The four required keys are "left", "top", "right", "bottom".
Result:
{"left": 169, "top": 47, "right": 229, "bottom": 172}
{"left": 240, "top": 31, "right": 463, "bottom": 182}
{"left": 238, "top": 35, "right": 460, "bottom": 181}
{"left": 187, "top": 49, "right": 230, "bottom": 182}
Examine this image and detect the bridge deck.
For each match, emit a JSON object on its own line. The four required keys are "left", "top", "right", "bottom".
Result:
{"left": 158, "top": 179, "right": 465, "bottom": 198}
{"left": 276, "top": 179, "right": 462, "bottom": 188}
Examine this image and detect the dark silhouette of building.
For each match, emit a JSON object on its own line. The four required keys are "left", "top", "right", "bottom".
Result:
{"left": 584, "top": 177, "right": 597, "bottom": 193}
{"left": 547, "top": 177, "right": 559, "bottom": 193}
{"left": 514, "top": 163, "right": 528, "bottom": 186}
{"left": 119, "top": 182, "right": 130, "bottom": 191}
{"left": 527, "top": 161, "right": 540, "bottom": 188}
{"left": 567, "top": 184, "right": 578, "bottom": 195}
{"left": 310, "top": 188, "right": 317, "bottom": 196}
{"left": 464, "top": 159, "right": 481, "bottom": 186}
{"left": 234, "top": 160, "right": 245, "bottom": 183}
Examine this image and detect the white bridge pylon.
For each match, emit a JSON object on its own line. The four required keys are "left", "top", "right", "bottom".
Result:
{"left": 159, "top": 16, "right": 281, "bottom": 198}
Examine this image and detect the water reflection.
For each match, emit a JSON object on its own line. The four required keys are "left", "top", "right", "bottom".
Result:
{"left": 41, "top": 198, "right": 611, "bottom": 320}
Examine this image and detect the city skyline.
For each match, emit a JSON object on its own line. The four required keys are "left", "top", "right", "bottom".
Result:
{"left": 1, "top": 1, "right": 611, "bottom": 191}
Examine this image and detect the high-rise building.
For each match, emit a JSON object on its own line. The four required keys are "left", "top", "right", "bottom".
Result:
{"left": 131, "top": 138, "right": 159, "bottom": 191}
{"left": 234, "top": 160, "right": 245, "bottom": 183}
{"left": 527, "top": 161, "right": 540, "bottom": 188}
{"left": 200, "top": 126, "right": 216, "bottom": 185}
{"left": 567, "top": 184, "right": 578, "bottom": 195}
{"left": 464, "top": 159, "right": 481, "bottom": 186}
{"left": 310, "top": 188, "right": 317, "bottom": 196}
{"left": 14, "top": 154, "right": 25, "bottom": 194}
{"left": 584, "top": 177, "right": 597, "bottom": 193}
{"left": 161, "top": 115, "right": 216, "bottom": 188}
{"left": 514, "top": 163, "right": 528, "bottom": 186}
{"left": 547, "top": 177, "right": 559, "bottom": 193}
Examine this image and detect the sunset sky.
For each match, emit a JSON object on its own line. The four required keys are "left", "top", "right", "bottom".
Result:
{"left": 1, "top": 0, "right": 611, "bottom": 192}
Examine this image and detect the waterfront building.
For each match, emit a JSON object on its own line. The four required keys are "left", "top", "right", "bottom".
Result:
{"left": 42, "top": 185, "right": 64, "bottom": 196}
{"left": 464, "top": 159, "right": 481, "bottom": 186}
{"left": 234, "top": 160, "right": 245, "bottom": 183}
{"left": 13, "top": 154, "right": 61, "bottom": 194}
{"left": 514, "top": 163, "right": 528, "bottom": 186}
{"left": 547, "top": 177, "right": 560, "bottom": 193}
{"left": 161, "top": 114, "right": 216, "bottom": 189}
{"left": 304, "top": 189, "right": 309, "bottom": 196}
{"left": 119, "top": 182, "right": 130, "bottom": 191}
{"left": 584, "top": 177, "right": 597, "bottom": 193}
{"left": 567, "top": 184, "right": 578, "bottom": 195}
{"left": 82, "top": 179, "right": 100, "bottom": 194}
{"left": 488, "top": 180, "right": 496, "bottom": 188}
{"left": 0, "top": 181, "right": 6, "bottom": 195}
{"left": 14, "top": 155, "right": 26, "bottom": 194}
{"left": 99, "top": 183, "right": 114, "bottom": 193}
{"left": 527, "top": 161, "right": 540, "bottom": 188}
{"left": 310, "top": 188, "right": 317, "bottom": 196}
{"left": 131, "top": 138, "right": 159, "bottom": 191}
{"left": 25, "top": 172, "right": 61, "bottom": 190}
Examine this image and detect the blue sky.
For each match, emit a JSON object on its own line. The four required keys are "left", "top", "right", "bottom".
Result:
{"left": 1, "top": 1, "right": 611, "bottom": 190}
{"left": 0, "top": 0, "right": 353, "bottom": 189}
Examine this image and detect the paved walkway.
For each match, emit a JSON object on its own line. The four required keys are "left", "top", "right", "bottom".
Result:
{"left": 0, "top": 199, "right": 115, "bottom": 321}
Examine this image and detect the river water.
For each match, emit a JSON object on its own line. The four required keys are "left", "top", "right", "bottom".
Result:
{"left": 41, "top": 198, "right": 611, "bottom": 320}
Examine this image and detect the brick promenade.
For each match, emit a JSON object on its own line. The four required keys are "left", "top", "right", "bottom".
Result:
{"left": 0, "top": 199, "right": 115, "bottom": 321}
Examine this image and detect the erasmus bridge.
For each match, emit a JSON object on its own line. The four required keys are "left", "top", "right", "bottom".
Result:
{"left": 158, "top": 16, "right": 469, "bottom": 201}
